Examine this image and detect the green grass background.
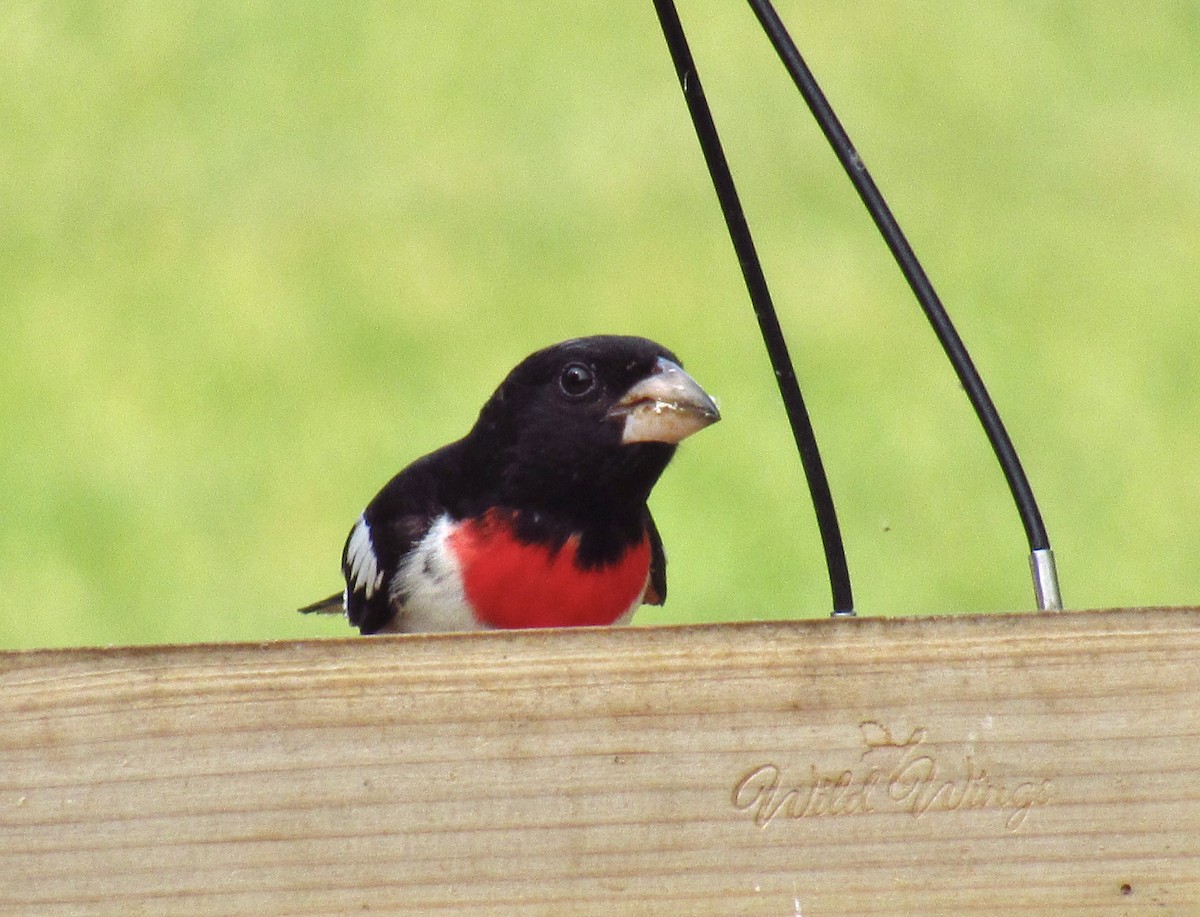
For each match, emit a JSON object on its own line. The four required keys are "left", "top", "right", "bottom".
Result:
{"left": 2, "top": 3, "right": 1198, "bottom": 648}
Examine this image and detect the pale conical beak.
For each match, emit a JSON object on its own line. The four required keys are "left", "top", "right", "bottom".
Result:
{"left": 607, "top": 357, "right": 721, "bottom": 445}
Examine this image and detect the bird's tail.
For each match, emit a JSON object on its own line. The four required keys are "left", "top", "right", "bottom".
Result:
{"left": 298, "top": 592, "right": 344, "bottom": 616}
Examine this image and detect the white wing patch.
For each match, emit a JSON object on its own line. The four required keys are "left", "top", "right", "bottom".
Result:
{"left": 345, "top": 515, "right": 384, "bottom": 598}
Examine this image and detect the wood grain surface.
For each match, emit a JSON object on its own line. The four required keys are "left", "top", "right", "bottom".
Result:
{"left": 2, "top": 608, "right": 1198, "bottom": 915}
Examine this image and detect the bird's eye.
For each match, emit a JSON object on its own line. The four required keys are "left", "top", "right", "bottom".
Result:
{"left": 559, "top": 362, "right": 597, "bottom": 398}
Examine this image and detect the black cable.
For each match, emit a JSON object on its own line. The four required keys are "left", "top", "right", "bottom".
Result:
{"left": 652, "top": 0, "right": 854, "bottom": 616}
{"left": 745, "top": 0, "right": 1054, "bottom": 564}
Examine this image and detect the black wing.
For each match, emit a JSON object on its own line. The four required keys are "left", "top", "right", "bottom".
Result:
{"left": 342, "top": 444, "right": 461, "bottom": 634}
{"left": 643, "top": 508, "right": 667, "bottom": 606}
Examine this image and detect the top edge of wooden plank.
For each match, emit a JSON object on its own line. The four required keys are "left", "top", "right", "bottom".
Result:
{"left": 2, "top": 605, "right": 1197, "bottom": 671}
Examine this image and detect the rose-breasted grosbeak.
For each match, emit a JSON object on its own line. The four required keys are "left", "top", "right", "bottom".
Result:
{"left": 300, "top": 335, "right": 719, "bottom": 634}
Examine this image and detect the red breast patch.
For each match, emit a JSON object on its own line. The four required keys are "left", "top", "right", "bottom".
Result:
{"left": 447, "top": 511, "right": 651, "bottom": 629}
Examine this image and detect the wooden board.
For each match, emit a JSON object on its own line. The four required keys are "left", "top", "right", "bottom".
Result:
{"left": 2, "top": 607, "right": 1198, "bottom": 915}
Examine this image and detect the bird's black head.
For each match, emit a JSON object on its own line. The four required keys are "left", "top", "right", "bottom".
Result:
{"left": 464, "top": 335, "right": 719, "bottom": 517}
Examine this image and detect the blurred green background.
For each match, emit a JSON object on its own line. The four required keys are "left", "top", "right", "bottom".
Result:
{"left": 2, "top": 3, "right": 1198, "bottom": 648}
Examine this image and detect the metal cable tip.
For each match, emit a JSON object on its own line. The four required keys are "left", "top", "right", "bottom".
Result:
{"left": 1030, "top": 548, "right": 1063, "bottom": 611}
